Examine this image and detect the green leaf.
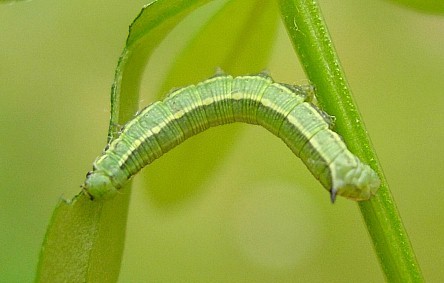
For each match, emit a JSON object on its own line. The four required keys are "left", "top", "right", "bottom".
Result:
{"left": 109, "top": 0, "right": 215, "bottom": 139}
{"left": 278, "top": 0, "right": 424, "bottom": 281}
{"left": 36, "top": 1, "right": 217, "bottom": 281}
{"left": 35, "top": 194, "right": 130, "bottom": 282}
{"left": 141, "top": 0, "right": 279, "bottom": 206}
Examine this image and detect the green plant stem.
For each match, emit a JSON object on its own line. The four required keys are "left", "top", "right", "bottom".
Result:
{"left": 278, "top": 0, "right": 423, "bottom": 281}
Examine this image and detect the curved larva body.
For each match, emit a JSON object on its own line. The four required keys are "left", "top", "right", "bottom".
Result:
{"left": 83, "top": 74, "right": 380, "bottom": 202}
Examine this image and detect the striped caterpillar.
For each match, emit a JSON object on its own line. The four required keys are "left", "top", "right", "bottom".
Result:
{"left": 83, "top": 73, "right": 380, "bottom": 202}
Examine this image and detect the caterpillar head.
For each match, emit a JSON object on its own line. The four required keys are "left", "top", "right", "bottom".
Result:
{"left": 83, "top": 171, "right": 118, "bottom": 201}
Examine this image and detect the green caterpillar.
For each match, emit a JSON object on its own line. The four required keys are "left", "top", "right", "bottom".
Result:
{"left": 83, "top": 73, "right": 380, "bottom": 202}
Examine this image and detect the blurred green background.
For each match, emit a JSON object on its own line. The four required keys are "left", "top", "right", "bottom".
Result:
{"left": 1, "top": 0, "right": 443, "bottom": 282}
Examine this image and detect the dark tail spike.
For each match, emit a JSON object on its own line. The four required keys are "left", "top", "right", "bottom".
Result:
{"left": 330, "top": 189, "right": 337, "bottom": 204}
